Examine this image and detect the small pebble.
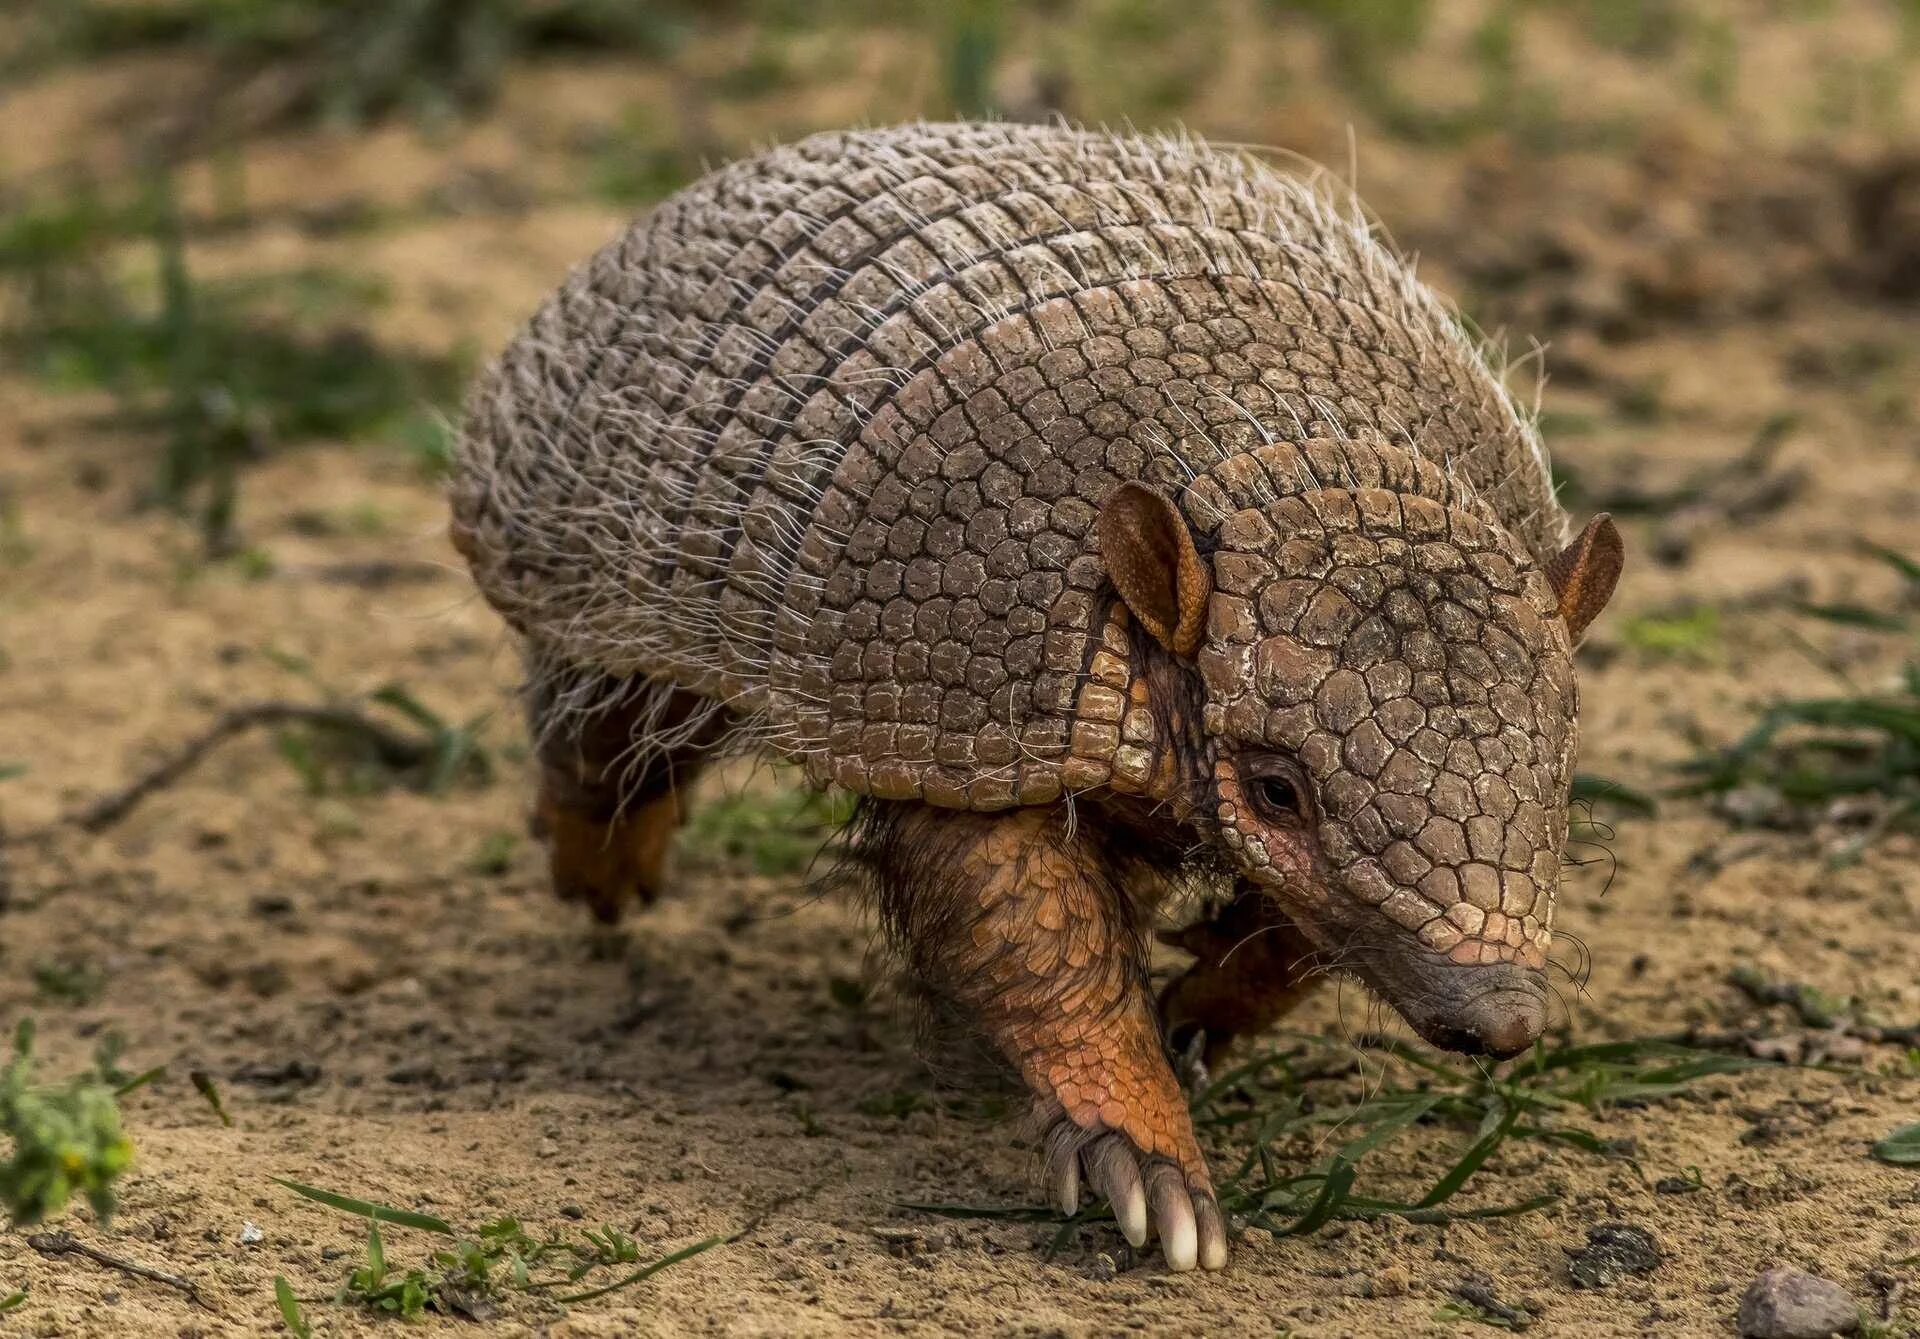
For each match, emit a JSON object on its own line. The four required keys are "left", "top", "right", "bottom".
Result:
{"left": 1566, "top": 1222, "right": 1661, "bottom": 1289}
{"left": 1084, "top": 1253, "right": 1118, "bottom": 1282}
{"left": 1716, "top": 784, "right": 1795, "bottom": 830}
{"left": 1372, "top": 1263, "right": 1411, "bottom": 1298}
{"left": 869, "top": 1227, "right": 923, "bottom": 1259}
{"left": 1736, "top": 1266, "right": 1860, "bottom": 1339}
{"left": 239, "top": 1222, "right": 263, "bottom": 1245}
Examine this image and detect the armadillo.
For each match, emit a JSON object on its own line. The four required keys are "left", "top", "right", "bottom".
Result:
{"left": 449, "top": 121, "right": 1623, "bottom": 1273}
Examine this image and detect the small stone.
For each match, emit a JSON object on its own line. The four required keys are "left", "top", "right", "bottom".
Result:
{"left": 239, "top": 1222, "right": 263, "bottom": 1245}
{"left": 1652, "top": 1175, "right": 1702, "bottom": 1195}
{"left": 1736, "top": 1267, "right": 1860, "bottom": 1339}
{"left": 1084, "top": 1252, "right": 1118, "bottom": 1282}
{"left": 870, "top": 1227, "right": 925, "bottom": 1258}
{"left": 1715, "top": 784, "right": 1796, "bottom": 830}
{"left": 1372, "top": 1263, "right": 1410, "bottom": 1297}
{"left": 1566, "top": 1222, "right": 1661, "bottom": 1289}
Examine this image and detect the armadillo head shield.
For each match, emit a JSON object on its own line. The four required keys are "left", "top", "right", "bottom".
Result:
{"left": 1100, "top": 443, "right": 1621, "bottom": 1059}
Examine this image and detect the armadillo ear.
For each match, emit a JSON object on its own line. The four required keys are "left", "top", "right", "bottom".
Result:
{"left": 1097, "top": 483, "right": 1211, "bottom": 657}
{"left": 1546, "top": 512, "right": 1624, "bottom": 643}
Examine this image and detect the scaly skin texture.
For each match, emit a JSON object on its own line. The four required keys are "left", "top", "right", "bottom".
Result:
{"left": 451, "top": 123, "right": 1626, "bottom": 1272}
{"left": 1192, "top": 440, "right": 1575, "bottom": 971}
{"left": 862, "top": 801, "right": 1227, "bottom": 1269}
{"left": 877, "top": 806, "right": 1203, "bottom": 1174}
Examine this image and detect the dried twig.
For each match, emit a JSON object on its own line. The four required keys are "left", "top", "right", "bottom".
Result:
{"left": 26, "top": 1231, "right": 214, "bottom": 1311}
{"left": 1, "top": 700, "right": 439, "bottom": 848}
{"left": 66, "top": 703, "right": 429, "bottom": 835}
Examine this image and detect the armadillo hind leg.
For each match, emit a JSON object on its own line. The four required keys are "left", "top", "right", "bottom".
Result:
{"left": 1157, "top": 887, "right": 1321, "bottom": 1070}
{"left": 526, "top": 658, "right": 732, "bottom": 922}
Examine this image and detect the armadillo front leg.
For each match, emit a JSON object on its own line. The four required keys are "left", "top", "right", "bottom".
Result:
{"left": 872, "top": 804, "right": 1228, "bottom": 1272}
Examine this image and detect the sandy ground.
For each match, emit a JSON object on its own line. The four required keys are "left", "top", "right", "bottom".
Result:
{"left": 1, "top": 5, "right": 1918, "bottom": 1335}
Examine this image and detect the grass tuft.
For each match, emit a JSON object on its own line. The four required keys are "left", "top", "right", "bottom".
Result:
{"left": 1, "top": 1021, "right": 137, "bottom": 1228}
{"left": 908, "top": 1031, "right": 1774, "bottom": 1245}
{"left": 271, "top": 1176, "right": 737, "bottom": 1320}
{"left": 1677, "top": 665, "right": 1920, "bottom": 825}
{"left": 0, "top": 175, "right": 462, "bottom": 553}
{"left": 1677, "top": 543, "right": 1920, "bottom": 842}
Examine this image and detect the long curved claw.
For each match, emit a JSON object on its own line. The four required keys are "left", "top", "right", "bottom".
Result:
{"left": 1144, "top": 1161, "right": 1197, "bottom": 1271}
{"left": 1195, "top": 1194, "right": 1229, "bottom": 1271}
{"left": 1044, "top": 1121, "right": 1081, "bottom": 1217}
{"left": 1084, "top": 1134, "right": 1148, "bottom": 1247}
{"left": 1041, "top": 1118, "right": 1229, "bottom": 1271}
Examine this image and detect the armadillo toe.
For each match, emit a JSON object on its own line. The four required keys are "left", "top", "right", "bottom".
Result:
{"left": 1045, "top": 1120, "right": 1228, "bottom": 1272}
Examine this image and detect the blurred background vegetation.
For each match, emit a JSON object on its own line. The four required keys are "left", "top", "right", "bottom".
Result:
{"left": 0, "top": 0, "right": 1914, "bottom": 554}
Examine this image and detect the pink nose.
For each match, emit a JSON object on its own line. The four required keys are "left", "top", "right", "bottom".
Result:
{"left": 1475, "top": 1008, "right": 1544, "bottom": 1059}
{"left": 1432, "top": 990, "right": 1546, "bottom": 1059}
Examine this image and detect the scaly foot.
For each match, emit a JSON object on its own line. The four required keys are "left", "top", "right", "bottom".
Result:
{"left": 1039, "top": 1107, "right": 1228, "bottom": 1272}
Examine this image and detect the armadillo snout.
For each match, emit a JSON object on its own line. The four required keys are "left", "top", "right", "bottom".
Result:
{"left": 1418, "top": 988, "right": 1547, "bottom": 1059}
{"left": 1346, "top": 948, "right": 1549, "bottom": 1059}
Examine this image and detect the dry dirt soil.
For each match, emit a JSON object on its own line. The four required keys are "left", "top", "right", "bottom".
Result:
{"left": 2, "top": 5, "right": 1918, "bottom": 1336}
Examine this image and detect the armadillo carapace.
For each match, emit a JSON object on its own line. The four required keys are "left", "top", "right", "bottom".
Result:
{"left": 450, "top": 121, "right": 1623, "bottom": 1272}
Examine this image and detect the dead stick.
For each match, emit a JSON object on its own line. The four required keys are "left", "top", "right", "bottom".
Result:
{"left": 33, "top": 702, "right": 431, "bottom": 840}
{"left": 0, "top": 698, "right": 444, "bottom": 857}
{"left": 26, "top": 1231, "right": 214, "bottom": 1311}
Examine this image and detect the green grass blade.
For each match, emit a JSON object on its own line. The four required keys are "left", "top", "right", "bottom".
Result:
{"left": 1042, "top": 1211, "right": 1096, "bottom": 1261}
{"left": 1341, "top": 1191, "right": 1560, "bottom": 1224}
{"left": 113, "top": 1066, "right": 167, "bottom": 1097}
{"left": 191, "top": 1070, "right": 233, "bottom": 1126}
{"left": 1266, "top": 1159, "right": 1357, "bottom": 1236}
{"left": 1571, "top": 773, "right": 1659, "bottom": 815}
{"left": 273, "top": 1276, "right": 312, "bottom": 1338}
{"left": 1513, "top": 1124, "right": 1615, "bottom": 1156}
{"left": 1414, "top": 1100, "right": 1520, "bottom": 1209}
{"left": 552, "top": 1231, "right": 735, "bottom": 1305}
{"left": 1791, "top": 601, "right": 1909, "bottom": 631}
{"left": 1217, "top": 1101, "right": 1308, "bottom": 1187}
{"left": 1872, "top": 1122, "right": 1920, "bottom": 1164}
{"left": 1860, "top": 541, "right": 1920, "bottom": 585}
{"left": 1517, "top": 1039, "right": 1702, "bottom": 1075}
{"left": 1333, "top": 1094, "right": 1445, "bottom": 1164}
{"left": 270, "top": 1177, "right": 454, "bottom": 1234}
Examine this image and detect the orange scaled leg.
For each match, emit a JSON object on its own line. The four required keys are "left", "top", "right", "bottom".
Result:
{"left": 1158, "top": 884, "right": 1321, "bottom": 1070}
{"left": 878, "top": 805, "right": 1227, "bottom": 1271}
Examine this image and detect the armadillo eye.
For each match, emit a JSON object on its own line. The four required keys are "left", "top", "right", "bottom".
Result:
{"left": 1249, "top": 774, "right": 1302, "bottom": 821}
